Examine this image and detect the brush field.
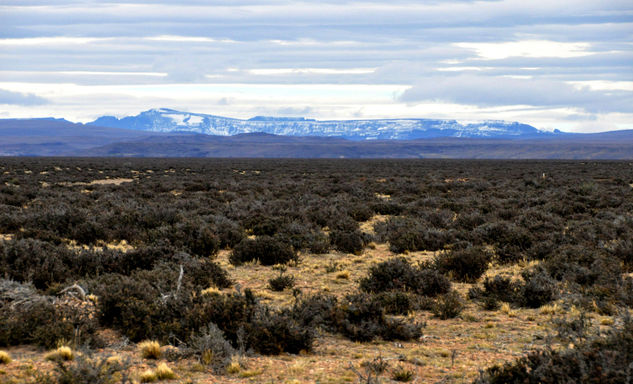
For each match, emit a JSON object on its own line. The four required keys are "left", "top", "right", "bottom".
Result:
{"left": 0, "top": 158, "right": 632, "bottom": 383}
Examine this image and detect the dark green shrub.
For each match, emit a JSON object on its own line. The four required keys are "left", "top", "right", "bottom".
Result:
{"left": 247, "top": 310, "right": 314, "bottom": 354}
{"left": 434, "top": 246, "right": 492, "bottom": 283}
{"left": 518, "top": 269, "right": 556, "bottom": 308}
{"left": 391, "top": 366, "right": 415, "bottom": 382}
{"left": 359, "top": 258, "right": 416, "bottom": 293}
{"left": 474, "top": 314, "right": 633, "bottom": 384}
{"left": 45, "top": 351, "right": 132, "bottom": 384}
{"left": 229, "top": 236, "right": 297, "bottom": 266}
{"left": 290, "top": 293, "right": 422, "bottom": 343}
{"left": 329, "top": 229, "right": 365, "bottom": 254}
{"left": 388, "top": 228, "right": 450, "bottom": 253}
{"left": 0, "top": 280, "right": 99, "bottom": 348}
{"left": 359, "top": 258, "right": 450, "bottom": 297}
{"left": 432, "top": 290, "right": 464, "bottom": 319}
{"left": 268, "top": 273, "right": 295, "bottom": 291}
{"left": 373, "top": 291, "right": 414, "bottom": 315}
{"left": 482, "top": 275, "right": 518, "bottom": 303}
{"left": 185, "top": 322, "right": 236, "bottom": 372}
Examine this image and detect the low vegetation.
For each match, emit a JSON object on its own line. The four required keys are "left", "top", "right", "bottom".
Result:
{"left": 0, "top": 158, "right": 631, "bottom": 382}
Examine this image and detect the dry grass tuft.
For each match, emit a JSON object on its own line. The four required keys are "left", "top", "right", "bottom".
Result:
{"left": 500, "top": 303, "right": 517, "bottom": 318}
{"left": 0, "top": 351, "right": 11, "bottom": 364}
{"left": 155, "top": 362, "right": 176, "bottom": 380}
{"left": 139, "top": 369, "right": 157, "bottom": 383}
{"left": 336, "top": 270, "right": 350, "bottom": 279}
{"left": 45, "top": 346, "right": 74, "bottom": 362}
{"left": 138, "top": 340, "right": 162, "bottom": 359}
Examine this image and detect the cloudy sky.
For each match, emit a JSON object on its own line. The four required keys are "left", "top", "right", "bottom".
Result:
{"left": 0, "top": 0, "right": 632, "bottom": 132}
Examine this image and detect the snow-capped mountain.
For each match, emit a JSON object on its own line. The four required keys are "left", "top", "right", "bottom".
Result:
{"left": 89, "top": 108, "right": 560, "bottom": 140}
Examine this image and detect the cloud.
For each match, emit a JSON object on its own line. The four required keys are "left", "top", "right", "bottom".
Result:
{"left": 0, "top": 0, "right": 631, "bottom": 131}
{"left": 0, "top": 89, "right": 48, "bottom": 105}
{"left": 398, "top": 75, "right": 633, "bottom": 114}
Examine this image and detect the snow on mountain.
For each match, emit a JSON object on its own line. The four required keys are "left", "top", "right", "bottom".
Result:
{"left": 89, "top": 108, "right": 557, "bottom": 140}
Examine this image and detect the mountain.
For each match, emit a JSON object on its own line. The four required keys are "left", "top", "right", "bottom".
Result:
{"left": 0, "top": 118, "right": 154, "bottom": 156}
{"left": 2, "top": 116, "right": 632, "bottom": 159}
{"left": 89, "top": 108, "right": 560, "bottom": 140}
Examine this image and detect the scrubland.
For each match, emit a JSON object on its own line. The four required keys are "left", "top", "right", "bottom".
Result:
{"left": 0, "top": 158, "right": 632, "bottom": 383}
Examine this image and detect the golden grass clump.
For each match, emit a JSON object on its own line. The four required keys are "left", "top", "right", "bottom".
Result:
{"left": 139, "top": 369, "right": 157, "bottom": 383}
{"left": 155, "top": 362, "right": 176, "bottom": 380}
{"left": 500, "top": 302, "right": 517, "bottom": 318}
{"left": 138, "top": 340, "right": 162, "bottom": 359}
{"left": 0, "top": 350, "right": 11, "bottom": 364}
{"left": 45, "top": 346, "right": 74, "bottom": 362}
{"left": 336, "top": 270, "right": 350, "bottom": 279}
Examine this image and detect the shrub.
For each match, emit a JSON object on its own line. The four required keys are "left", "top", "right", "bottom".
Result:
{"left": 94, "top": 275, "right": 159, "bottom": 341}
{"left": 481, "top": 296, "right": 500, "bottom": 311}
{"left": 329, "top": 229, "right": 365, "bottom": 254}
{"left": 388, "top": 227, "right": 451, "bottom": 253}
{"left": 268, "top": 273, "right": 295, "bottom": 291}
{"left": 247, "top": 309, "right": 314, "bottom": 355}
{"left": 482, "top": 275, "right": 518, "bottom": 303}
{"left": 391, "top": 366, "right": 415, "bottom": 382}
{"left": 290, "top": 293, "right": 422, "bottom": 343}
{"left": 0, "top": 280, "right": 98, "bottom": 349}
{"left": 518, "top": 269, "right": 556, "bottom": 308}
{"left": 373, "top": 292, "right": 414, "bottom": 315}
{"left": 432, "top": 291, "right": 464, "bottom": 319}
{"left": 434, "top": 246, "right": 492, "bottom": 283}
{"left": 411, "top": 268, "right": 452, "bottom": 297}
{"left": 186, "top": 322, "right": 236, "bottom": 373}
{"left": 229, "top": 237, "right": 297, "bottom": 266}
{"left": 359, "top": 258, "right": 450, "bottom": 297}
{"left": 47, "top": 351, "right": 132, "bottom": 384}
{"left": 138, "top": 340, "right": 162, "bottom": 359}
{"left": 359, "top": 258, "right": 416, "bottom": 293}
{"left": 474, "top": 314, "right": 633, "bottom": 384}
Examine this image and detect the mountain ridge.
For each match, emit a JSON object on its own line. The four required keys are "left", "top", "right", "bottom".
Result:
{"left": 1, "top": 116, "right": 632, "bottom": 159}
{"left": 89, "top": 108, "right": 560, "bottom": 140}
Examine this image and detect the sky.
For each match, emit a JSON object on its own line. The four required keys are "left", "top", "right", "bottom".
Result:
{"left": 0, "top": 1, "right": 632, "bottom": 132}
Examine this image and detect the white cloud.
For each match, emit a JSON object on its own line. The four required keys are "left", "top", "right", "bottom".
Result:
{"left": 399, "top": 75, "right": 633, "bottom": 114}
{"left": 0, "top": 0, "right": 631, "bottom": 131}
{"left": 454, "top": 40, "right": 593, "bottom": 60}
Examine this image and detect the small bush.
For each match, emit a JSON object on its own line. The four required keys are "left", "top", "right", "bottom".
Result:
{"left": 432, "top": 291, "right": 464, "bottom": 319}
{"left": 186, "top": 322, "right": 236, "bottom": 373}
{"left": 481, "top": 296, "right": 500, "bottom": 311}
{"left": 138, "top": 340, "right": 162, "bottom": 359}
{"left": 482, "top": 275, "right": 518, "bottom": 303}
{"left": 475, "top": 314, "right": 633, "bottom": 384}
{"left": 268, "top": 273, "right": 295, "bottom": 291}
{"left": 329, "top": 229, "right": 365, "bottom": 254}
{"left": 248, "top": 310, "right": 314, "bottom": 355}
{"left": 434, "top": 246, "right": 492, "bottom": 283}
{"left": 48, "top": 351, "right": 132, "bottom": 384}
{"left": 359, "top": 258, "right": 451, "bottom": 297}
{"left": 391, "top": 365, "right": 415, "bottom": 382}
{"left": 229, "top": 237, "right": 297, "bottom": 266}
{"left": 388, "top": 227, "right": 450, "bottom": 253}
{"left": 373, "top": 291, "right": 414, "bottom": 315}
{"left": 518, "top": 270, "right": 556, "bottom": 308}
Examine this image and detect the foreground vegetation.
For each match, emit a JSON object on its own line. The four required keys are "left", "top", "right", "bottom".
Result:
{"left": 0, "top": 158, "right": 632, "bottom": 383}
